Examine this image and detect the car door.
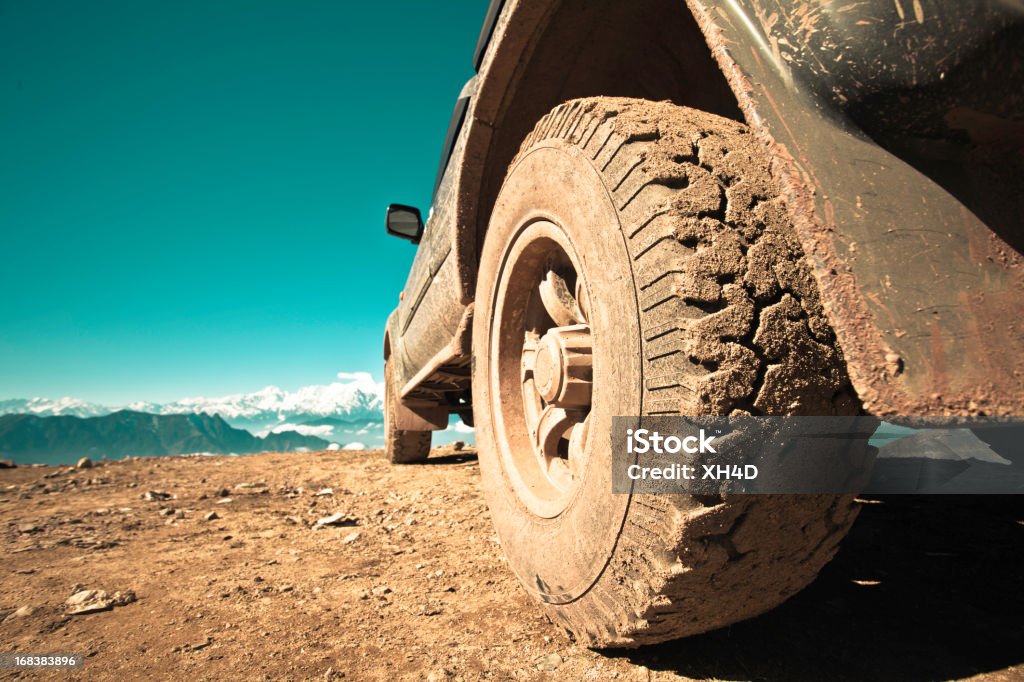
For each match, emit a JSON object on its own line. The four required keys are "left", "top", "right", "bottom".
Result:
{"left": 390, "top": 85, "right": 474, "bottom": 388}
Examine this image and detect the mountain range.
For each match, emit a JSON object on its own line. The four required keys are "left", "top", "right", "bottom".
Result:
{"left": 0, "top": 372, "right": 385, "bottom": 440}
{"left": 0, "top": 372, "right": 474, "bottom": 461}
{"left": 0, "top": 411, "right": 330, "bottom": 465}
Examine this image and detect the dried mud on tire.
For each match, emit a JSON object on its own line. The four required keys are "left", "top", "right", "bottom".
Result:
{"left": 475, "top": 97, "right": 866, "bottom": 647}
{"left": 385, "top": 358, "right": 431, "bottom": 464}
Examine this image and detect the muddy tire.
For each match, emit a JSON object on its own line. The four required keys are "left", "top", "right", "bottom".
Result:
{"left": 472, "top": 97, "right": 865, "bottom": 647}
{"left": 384, "top": 359, "right": 431, "bottom": 464}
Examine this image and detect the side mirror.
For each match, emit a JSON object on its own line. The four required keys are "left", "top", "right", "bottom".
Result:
{"left": 385, "top": 204, "right": 424, "bottom": 244}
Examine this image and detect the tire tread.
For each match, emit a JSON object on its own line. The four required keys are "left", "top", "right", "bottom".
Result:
{"left": 510, "top": 97, "right": 863, "bottom": 647}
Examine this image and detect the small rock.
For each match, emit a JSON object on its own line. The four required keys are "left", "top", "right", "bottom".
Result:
{"left": 0, "top": 459, "right": 16, "bottom": 469}
{"left": 143, "top": 490, "right": 173, "bottom": 502}
{"left": 217, "top": 488, "right": 231, "bottom": 497}
{"left": 234, "top": 482, "right": 267, "bottom": 490}
{"left": 215, "top": 498, "right": 233, "bottom": 505}
{"left": 203, "top": 511, "right": 220, "bottom": 522}
{"left": 371, "top": 585, "right": 392, "bottom": 597}
{"left": 313, "top": 488, "right": 334, "bottom": 497}
{"left": 65, "top": 590, "right": 98, "bottom": 609}
{"left": 452, "top": 441, "right": 465, "bottom": 451}
{"left": 159, "top": 508, "right": 175, "bottom": 517}
{"left": 3, "top": 605, "right": 35, "bottom": 622}
{"left": 342, "top": 531, "right": 360, "bottom": 544}
{"left": 114, "top": 591, "right": 137, "bottom": 606}
{"left": 314, "top": 512, "right": 358, "bottom": 529}
{"left": 65, "top": 589, "right": 136, "bottom": 616}
{"left": 278, "top": 584, "right": 294, "bottom": 593}
{"left": 537, "top": 653, "right": 563, "bottom": 672}
{"left": 172, "top": 637, "right": 212, "bottom": 653}
{"left": 17, "top": 523, "right": 40, "bottom": 534}
{"left": 885, "top": 352, "right": 903, "bottom": 376}
{"left": 76, "top": 457, "right": 93, "bottom": 469}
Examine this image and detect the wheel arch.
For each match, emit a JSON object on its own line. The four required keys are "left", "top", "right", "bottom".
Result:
{"left": 459, "top": 0, "right": 741, "bottom": 282}
{"left": 453, "top": 0, "right": 1024, "bottom": 416}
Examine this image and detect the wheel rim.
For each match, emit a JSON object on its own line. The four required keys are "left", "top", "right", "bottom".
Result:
{"left": 490, "top": 219, "right": 593, "bottom": 517}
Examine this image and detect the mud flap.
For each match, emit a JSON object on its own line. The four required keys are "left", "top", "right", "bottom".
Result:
{"left": 395, "top": 402, "right": 448, "bottom": 431}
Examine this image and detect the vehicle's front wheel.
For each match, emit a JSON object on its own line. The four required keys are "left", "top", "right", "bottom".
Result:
{"left": 384, "top": 358, "right": 431, "bottom": 464}
{"left": 472, "top": 97, "right": 866, "bottom": 647}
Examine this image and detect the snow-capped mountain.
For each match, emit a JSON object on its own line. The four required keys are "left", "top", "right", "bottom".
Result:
{"left": 128, "top": 372, "right": 385, "bottom": 434}
{"left": 0, "top": 371, "right": 473, "bottom": 450}
{"left": 0, "top": 396, "right": 110, "bottom": 418}
{"left": 0, "top": 372, "right": 383, "bottom": 442}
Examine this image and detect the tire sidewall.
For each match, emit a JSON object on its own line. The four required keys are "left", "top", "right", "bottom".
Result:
{"left": 384, "top": 358, "right": 396, "bottom": 460}
{"left": 473, "top": 141, "right": 642, "bottom": 604}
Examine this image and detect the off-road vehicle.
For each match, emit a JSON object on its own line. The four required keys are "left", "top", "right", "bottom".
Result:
{"left": 383, "top": 0, "right": 1024, "bottom": 646}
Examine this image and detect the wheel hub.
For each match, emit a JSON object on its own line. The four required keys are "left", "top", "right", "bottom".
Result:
{"left": 532, "top": 325, "right": 592, "bottom": 407}
{"left": 517, "top": 266, "right": 594, "bottom": 495}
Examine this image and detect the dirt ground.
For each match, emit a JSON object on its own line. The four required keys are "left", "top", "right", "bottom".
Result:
{"left": 1, "top": 448, "right": 1021, "bottom": 681}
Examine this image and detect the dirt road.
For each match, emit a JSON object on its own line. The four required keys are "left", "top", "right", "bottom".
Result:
{"left": 1, "top": 449, "right": 1022, "bottom": 681}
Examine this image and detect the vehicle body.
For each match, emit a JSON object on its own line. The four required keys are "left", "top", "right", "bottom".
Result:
{"left": 383, "top": 0, "right": 1024, "bottom": 645}
{"left": 386, "top": 0, "right": 1024, "bottom": 422}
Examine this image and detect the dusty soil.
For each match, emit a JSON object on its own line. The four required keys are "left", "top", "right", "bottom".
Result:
{"left": 1, "top": 448, "right": 1021, "bottom": 681}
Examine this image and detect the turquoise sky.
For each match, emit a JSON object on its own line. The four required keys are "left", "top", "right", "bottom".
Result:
{"left": 0, "top": 1, "right": 485, "bottom": 403}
